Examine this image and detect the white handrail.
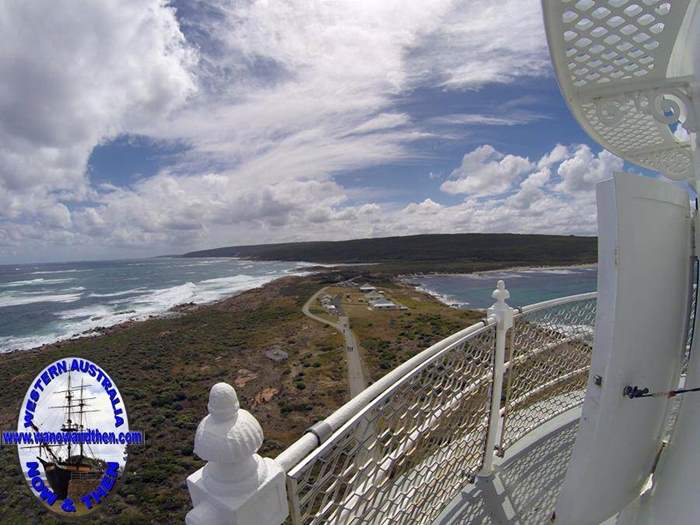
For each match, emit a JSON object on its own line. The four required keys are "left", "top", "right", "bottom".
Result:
{"left": 277, "top": 291, "right": 598, "bottom": 473}
{"left": 276, "top": 319, "right": 494, "bottom": 471}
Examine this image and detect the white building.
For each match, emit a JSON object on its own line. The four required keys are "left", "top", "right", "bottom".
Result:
{"left": 369, "top": 299, "right": 397, "bottom": 310}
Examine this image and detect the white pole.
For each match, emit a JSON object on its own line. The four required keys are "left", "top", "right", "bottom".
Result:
{"left": 480, "top": 280, "right": 513, "bottom": 477}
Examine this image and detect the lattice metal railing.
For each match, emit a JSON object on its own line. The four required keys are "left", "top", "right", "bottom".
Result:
{"left": 286, "top": 322, "right": 496, "bottom": 525}
{"left": 499, "top": 295, "right": 597, "bottom": 454}
{"left": 281, "top": 291, "right": 600, "bottom": 525}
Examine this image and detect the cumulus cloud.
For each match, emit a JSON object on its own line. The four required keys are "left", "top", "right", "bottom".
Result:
{"left": 440, "top": 145, "right": 533, "bottom": 196}
{"left": 0, "top": 0, "right": 599, "bottom": 262}
{"left": 0, "top": 0, "right": 196, "bottom": 241}
{"left": 556, "top": 145, "right": 625, "bottom": 193}
{"left": 387, "top": 144, "right": 624, "bottom": 237}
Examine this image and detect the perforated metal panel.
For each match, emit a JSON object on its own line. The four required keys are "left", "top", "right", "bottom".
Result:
{"left": 543, "top": 0, "right": 696, "bottom": 181}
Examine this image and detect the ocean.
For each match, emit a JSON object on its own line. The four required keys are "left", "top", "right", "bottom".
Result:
{"left": 0, "top": 257, "right": 316, "bottom": 353}
{"left": 410, "top": 266, "right": 597, "bottom": 309}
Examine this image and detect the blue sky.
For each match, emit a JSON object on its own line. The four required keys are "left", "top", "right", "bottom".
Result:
{"left": 0, "top": 1, "right": 637, "bottom": 263}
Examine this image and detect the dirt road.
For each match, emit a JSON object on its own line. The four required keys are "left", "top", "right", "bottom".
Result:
{"left": 302, "top": 288, "right": 368, "bottom": 397}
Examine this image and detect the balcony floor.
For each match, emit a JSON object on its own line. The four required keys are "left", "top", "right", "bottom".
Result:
{"left": 434, "top": 408, "right": 581, "bottom": 525}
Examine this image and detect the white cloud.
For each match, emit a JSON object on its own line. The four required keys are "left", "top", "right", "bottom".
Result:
{"left": 387, "top": 144, "right": 623, "bottom": 236}
{"left": 0, "top": 0, "right": 578, "bottom": 262}
{"left": 556, "top": 145, "right": 624, "bottom": 193}
{"left": 537, "top": 144, "right": 569, "bottom": 169}
{"left": 430, "top": 112, "right": 546, "bottom": 127}
{"left": 0, "top": 0, "right": 196, "bottom": 243}
{"left": 408, "top": 0, "right": 549, "bottom": 89}
{"left": 440, "top": 145, "right": 533, "bottom": 195}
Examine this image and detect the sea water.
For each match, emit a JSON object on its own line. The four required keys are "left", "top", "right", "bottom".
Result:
{"left": 0, "top": 257, "right": 315, "bottom": 353}
{"left": 410, "top": 266, "right": 597, "bottom": 309}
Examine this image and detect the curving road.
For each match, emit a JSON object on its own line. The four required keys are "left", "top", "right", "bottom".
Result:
{"left": 302, "top": 288, "right": 368, "bottom": 397}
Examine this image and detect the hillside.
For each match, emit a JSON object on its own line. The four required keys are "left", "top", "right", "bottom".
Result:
{"left": 181, "top": 233, "right": 597, "bottom": 271}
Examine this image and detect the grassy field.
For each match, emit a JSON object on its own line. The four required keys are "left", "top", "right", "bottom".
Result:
{"left": 0, "top": 276, "right": 347, "bottom": 524}
{"left": 324, "top": 280, "right": 484, "bottom": 381}
{"left": 0, "top": 271, "right": 501, "bottom": 523}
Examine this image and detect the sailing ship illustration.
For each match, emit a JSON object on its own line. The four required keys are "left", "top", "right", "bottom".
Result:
{"left": 24, "top": 372, "right": 106, "bottom": 500}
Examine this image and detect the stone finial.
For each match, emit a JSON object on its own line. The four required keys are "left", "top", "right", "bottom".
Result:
{"left": 186, "top": 382, "right": 288, "bottom": 525}
{"left": 488, "top": 280, "right": 513, "bottom": 330}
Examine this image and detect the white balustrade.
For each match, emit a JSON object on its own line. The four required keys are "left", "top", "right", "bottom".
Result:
{"left": 186, "top": 382, "right": 288, "bottom": 525}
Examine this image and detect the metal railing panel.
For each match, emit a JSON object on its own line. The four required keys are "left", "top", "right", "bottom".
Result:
{"left": 499, "top": 296, "right": 597, "bottom": 453}
{"left": 282, "top": 291, "right": 601, "bottom": 525}
{"left": 287, "top": 322, "right": 497, "bottom": 525}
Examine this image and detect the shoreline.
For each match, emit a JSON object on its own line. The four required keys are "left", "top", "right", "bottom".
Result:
{"left": 0, "top": 272, "right": 314, "bottom": 357}
{"left": 398, "top": 262, "right": 597, "bottom": 279}
{"left": 400, "top": 263, "right": 597, "bottom": 309}
{"left": 1, "top": 261, "right": 596, "bottom": 356}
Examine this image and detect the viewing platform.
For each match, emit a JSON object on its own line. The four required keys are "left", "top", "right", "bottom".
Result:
{"left": 185, "top": 282, "right": 599, "bottom": 525}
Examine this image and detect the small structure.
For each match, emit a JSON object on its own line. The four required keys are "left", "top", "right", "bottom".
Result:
{"left": 370, "top": 299, "right": 398, "bottom": 310}
{"left": 359, "top": 284, "right": 376, "bottom": 293}
{"left": 365, "top": 291, "right": 384, "bottom": 301}
{"left": 265, "top": 348, "right": 288, "bottom": 362}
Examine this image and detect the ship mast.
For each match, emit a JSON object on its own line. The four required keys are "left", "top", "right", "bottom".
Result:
{"left": 63, "top": 372, "right": 73, "bottom": 459}
{"left": 78, "top": 378, "right": 85, "bottom": 459}
{"left": 50, "top": 372, "right": 97, "bottom": 462}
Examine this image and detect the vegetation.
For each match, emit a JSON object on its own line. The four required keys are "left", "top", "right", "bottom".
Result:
{"left": 0, "top": 256, "right": 572, "bottom": 522}
{"left": 0, "top": 276, "right": 346, "bottom": 524}
{"left": 325, "top": 282, "right": 484, "bottom": 381}
{"left": 182, "top": 233, "right": 596, "bottom": 273}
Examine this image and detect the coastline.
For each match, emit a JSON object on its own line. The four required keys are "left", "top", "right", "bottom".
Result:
{"left": 0, "top": 272, "right": 355, "bottom": 522}
{"left": 0, "top": 265, "right": 321, "bottom": 355}
{"left": 400, "top": 263, "right": 598, "bottom": 309}
{"left": 3, "top": 261, "right": 597, "bottom": 357}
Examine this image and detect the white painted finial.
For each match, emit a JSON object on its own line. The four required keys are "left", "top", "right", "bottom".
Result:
{"left": 207, "top": 382, "right": 240, "bottom": 422}
{"left": 488, "top": 280, "right": 513, "bottom": 331}
{"left": 492, "top": 279, "right": 510, "bottom": 304}
{"left": 186, "top": 382, "right": 288, "bottom": 525}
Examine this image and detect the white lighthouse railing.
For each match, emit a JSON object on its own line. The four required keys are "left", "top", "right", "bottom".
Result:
{"left": 185, "top": 284, "right": 598, "bottom": 525}
{"left": 499, "top": 294, "right": 597, "bottom": 454}
{"left": 278, "top": 289, "right": 597, "bottom": 525}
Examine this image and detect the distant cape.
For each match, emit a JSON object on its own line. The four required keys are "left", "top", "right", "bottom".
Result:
{"left": 180, "top": 233, "right": 596, "bottom": 267}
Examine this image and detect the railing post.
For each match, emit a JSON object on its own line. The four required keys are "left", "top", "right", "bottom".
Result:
{"left": 480, "top": 280, "right": 513, "bottom": 477}
{"left": 186, "top": 382, "right": 288, "bottom": 525}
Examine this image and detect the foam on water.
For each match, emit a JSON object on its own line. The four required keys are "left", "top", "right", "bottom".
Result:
{"left": 1, "top": 278, "right": 75, "bottom": 287}
{"left": 30, "top": 269, "right": 87, "bottom": 275}
{"left": 88, "top": 288, "right": 145, "bottom": 298}
{"left": 0, "top": 292, "right": 83, "bottom": 308}
{"left": 0, "top": 258, "right": 317, "bottom": 353}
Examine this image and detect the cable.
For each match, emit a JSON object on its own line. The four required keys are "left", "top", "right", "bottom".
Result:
{"left": 623, "top": 384, "right": 700, "bottom": 399}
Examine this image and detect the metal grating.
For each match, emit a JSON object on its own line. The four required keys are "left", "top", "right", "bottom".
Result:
{"left": 284, "top": 293, "right": 601, "bottom": 524}
{"left": 544, "top": 0, "right": 696, "bottom": 181}
{"left": 287, "top": 323, "right": 496, "bottom": 525}
{"left": 560, "top": 0, "right": 676, "bottom": 89}
{"left": 499, "top": 297, "right": 597, "bottom": 453}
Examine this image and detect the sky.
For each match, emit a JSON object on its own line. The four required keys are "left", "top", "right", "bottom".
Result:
{"left": 0, "top": 0, "right": 642, "bottom": 264}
